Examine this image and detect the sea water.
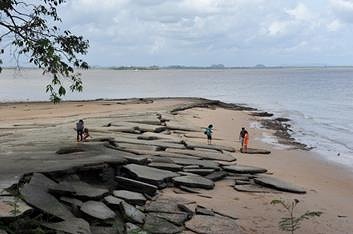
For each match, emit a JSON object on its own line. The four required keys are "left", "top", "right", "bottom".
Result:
{"left": 1, "top": 68, "right": 353, "bottom": 166}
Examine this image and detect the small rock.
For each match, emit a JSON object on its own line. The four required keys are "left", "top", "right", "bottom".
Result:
{"left": 195, "top": 206, "right": 214, "bottom": 216}
{"left": 205, "top": 171, "right": 227, "bottom": 181}
{"left": 223, "top": 165, "right": 267, "bottom": 174}
{"left": 104, "top": 195, "right": 124, "bottom": 208}
{"left": 254, "top": 176, "right": 306, "bottom": 194}
{"left": 60, "top": 197, "right": 83, "bottom": 208}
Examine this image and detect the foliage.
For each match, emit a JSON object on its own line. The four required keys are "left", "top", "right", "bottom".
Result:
{"left": 271, "top": 199, "right": 323, "bottom": 234}
{"left": 0, "top": 0, "right": 89, "bottom": 102}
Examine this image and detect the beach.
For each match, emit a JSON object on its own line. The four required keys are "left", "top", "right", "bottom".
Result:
{"left": 0, "top": 98, "right": 353, "bottom": 233}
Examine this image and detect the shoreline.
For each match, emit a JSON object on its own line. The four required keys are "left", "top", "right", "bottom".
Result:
{"left": 1, "top": 97, "right": 353, "bottom": 233}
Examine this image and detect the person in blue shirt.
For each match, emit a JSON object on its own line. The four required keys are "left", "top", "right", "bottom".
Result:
{"left": 204, "top": 124, "right": 213, "bottom": 145}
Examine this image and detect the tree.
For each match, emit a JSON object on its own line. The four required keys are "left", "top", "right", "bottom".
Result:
{"left": 0, "top": 0, "right": 89, "bottom": 102}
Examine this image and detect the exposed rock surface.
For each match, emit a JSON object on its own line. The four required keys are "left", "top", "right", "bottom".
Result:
{"left": 240, "top": 148, "right": 271, "bottom": 154}
{"left": 183, "top": 169, "right": 215, "bottom": 176}
{"left": 61, "top": 181, "right": 109, "bottom": 199}
{"left": 148, "top": 162, "right": 183, "bottom": 172}
{"left": 149, "top": 212, "right": 189, "bottom": 226}
{"left": 104, "top": 195, "right": 124, "bottom": 208}
{"left": 205, "top": 171, "right": 227, "bottom": 181}
{"left": 166, "top": 148, "right": 236, "bottom": 161}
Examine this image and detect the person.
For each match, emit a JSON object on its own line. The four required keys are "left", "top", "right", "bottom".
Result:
{"left": 239, "top": 127, "right": 246, "bottom": 147}
{"left": 83, "top": 128, "right": 91, "bottom": 141}
{"left": 242, "top": 130, "right": 249, "bottom": 153}
{"left": 204, "top": 124, "right": 213, "bottom": 145}
{"left": 75, "top": 119, "right": 84, "bottom": 142}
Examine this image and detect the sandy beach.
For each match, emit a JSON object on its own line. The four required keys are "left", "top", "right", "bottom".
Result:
{"left": 1, "top": 98, "right": 353, "bottom": 233}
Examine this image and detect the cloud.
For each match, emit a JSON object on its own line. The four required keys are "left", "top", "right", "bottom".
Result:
{"left": 45, "top": 0, "right": 353, "bottom": 66}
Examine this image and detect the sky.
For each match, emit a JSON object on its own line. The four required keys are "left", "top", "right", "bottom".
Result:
{"left": 5, "top": 0, "right": 353, "bottom": 67}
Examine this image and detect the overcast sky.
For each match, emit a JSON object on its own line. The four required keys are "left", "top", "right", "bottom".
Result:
{"left": 8, "top": 0, "right": 353, "bottom": 67}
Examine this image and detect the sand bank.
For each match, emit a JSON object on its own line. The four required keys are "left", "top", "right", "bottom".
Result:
{"left": 0, "top": 98, "right": 352, "bottom": 233}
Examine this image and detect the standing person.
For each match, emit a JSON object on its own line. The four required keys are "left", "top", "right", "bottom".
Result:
{"left": 204, "top": 124, "right": 213, "bottom": 145}
{"left": 242, "top": 130, "right": 249, "bottom": 153}
{"left": 75, "top": 119, "right": 84, "bottom": 142}
{"left": 239, "top": 127, "right": 246, "bottom": 148}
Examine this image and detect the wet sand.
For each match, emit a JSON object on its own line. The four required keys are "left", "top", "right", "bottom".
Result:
{"left": 0, "top": 98, "right": 352, "bottom": 233}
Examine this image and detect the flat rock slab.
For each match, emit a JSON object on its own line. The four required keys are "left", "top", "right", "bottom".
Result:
{"left": 166, "top": 148, "right": 236, "bottom": 161}
{"left": 149, "top": 212, "right": 189, "bottom": 226}
{"left": 21, "top": 183, "right": 74, "bottom": 220}
{"left": 118, "top": 143, "right": 159, "bottom": 151}
{"left": 173, "top": 176, "right": 215, "bottom": 189}
{"left": 60, "top": 197, "right": 83, "bottom": 208}
{"left": 61, "top": 181, "right": 109, "bottom": 199}
{"left": 114, "top": 138, "right": 186, "bottom": 150}
{"left": 145, "top": 199, "right": 185, "bottom": 214}
{"left": 234, "top": 184, "right": 275, "bottom": 193}
{"left": 123, "top": 154, "right": 149, "bottom": 164}
{"left": 195, "top": 206, "right": 214, "bottom": 216}
{"left": 120, "top": 201, "right": 145, "bottom": 224}
{"left": 56, "top": 146, "right": 85, "bottom": 154}
{"left": 205, "top": 171, "right": 227, "bottom": 181}
{"left": 80, "top": 201, "right": 116, "bottom": 220}
{"left": 185, "top": 141, "right": 236, "bottom": 152}
{"left": 183, "top": 169, "right": 215, "bottom": 176}
{"left": 104, "top": 195, "right": 124, "bottom": 207}
{"left": 167, "top": 157, "right": 220, "bottom": 169}
{"left": 41, "top": 218, "right": 91, "bottom": 234}
{"left": 143, "top": 214, "right": 184, "bottom": 234}
{"left": 148, "top": 162, "right": 183, "bottom": 172}
{"left": 240, "top": 148, "right": 271, "bottom": 154}
{"left": 113, "top": 190, "right": 146, "bottom": 206}
{"left": 115, "top": 176, "right": 158, "bottom": 195}
{"left": 185, "top": 215, "right": 243, "bottom": 234}
{"left": 91, "top": 226, "right": 117, "bottom": 234}
{"left": 254, "top": 176, "right": 306, "bottom": 194}
{"left": 123, "top": 164, "right": 179, "bottom": 187}
{"left": 223, "top": 165, "right": 267, "bottom": 174}
{"left": 0, "top": 196, "right": 32, "bottom": 219}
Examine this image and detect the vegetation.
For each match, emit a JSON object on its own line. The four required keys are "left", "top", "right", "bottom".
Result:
{"left": 271, "top": 199, "right": 323, "bottom": 234}
{"left": 0, "top": 0, "right": 89, "bottom": 102}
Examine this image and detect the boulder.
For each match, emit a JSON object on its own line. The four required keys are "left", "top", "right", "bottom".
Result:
{"left": 223, "top": 165, "right": 267, "bottom": 174}
{"left": 148, "top": 162, "right": 183, "bottom": 172}
{"left": 113, "top": 190, "right": 146, "bottom": 206}
{"left": 0, "top": 196, "right": 32, "bottom": 219}
{"left": 115, "top": 176, "right": 158, "bottom": 195}
{"left": 123, "top": 164, "right": 179, "bottom": 187}
{"left": 119, "top": 201, "right": 145, "bottom": 224}
{"left": 254, "top": 176, "right": 306, "bottom": 194}
{"left": 143, "top": 214, "right": 184, "bottom": 234}
{"left": 80, "top": 201, "right": 116, "bottom": 220}
{"left": 172, "top": 176, "right": 214, "bottom": 189}
{"left": 41, "top": 218, "right": 91, "bottom": 234}
{"left": 185, "top": 215, "right": 243, "bottom": 234}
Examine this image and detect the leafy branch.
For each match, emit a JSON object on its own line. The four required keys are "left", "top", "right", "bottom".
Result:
{"left": 271, "top": 199, "right": 323, "bottom": 234}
